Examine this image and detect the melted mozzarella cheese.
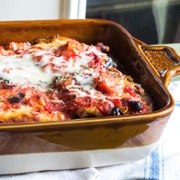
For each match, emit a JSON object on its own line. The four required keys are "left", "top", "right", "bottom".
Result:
{"left": 0, "top": 54, "right": 53, "bottom": 88}
{"left": 0, "top": 39, "right": 111, "bottom": 95}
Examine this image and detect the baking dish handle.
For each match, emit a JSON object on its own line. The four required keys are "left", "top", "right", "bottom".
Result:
{"left": 133, "top": 38, "right": 180, "bottom": 87}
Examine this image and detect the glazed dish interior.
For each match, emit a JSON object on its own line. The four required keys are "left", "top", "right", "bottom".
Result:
{"left": 0, "top": 19, "right": 170, "bottom": 116}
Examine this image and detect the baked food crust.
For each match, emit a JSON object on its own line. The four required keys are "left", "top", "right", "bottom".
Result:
{"left": 0, "top": 35, "right": 153, "bottom": 123}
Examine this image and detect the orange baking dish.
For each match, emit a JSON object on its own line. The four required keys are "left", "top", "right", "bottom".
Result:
{"left": 0, "top": 19, "right": 179, "bottom": 174}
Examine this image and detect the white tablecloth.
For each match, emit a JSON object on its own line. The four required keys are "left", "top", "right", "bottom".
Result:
{"left": 0, "top": 44, "right": 180, "bottom": 180}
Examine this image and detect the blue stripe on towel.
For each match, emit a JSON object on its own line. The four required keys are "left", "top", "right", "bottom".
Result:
{"left": 175, "top": 101, "right": 180, "bottom": 107}
{"left": 144, "top": 145, "right": 160, "bottom": 180}
{"left": 144, "top": 140, "right": 166, "bottom": 180}
{"left": 149, "top": 145, "right": 160, "bottom": 180}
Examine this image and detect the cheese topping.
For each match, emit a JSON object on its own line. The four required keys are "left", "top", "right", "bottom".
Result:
{"left": 0, "top": 38, "right": 111, "bottom": 93}
{"left": 0, "top": 36, "right": 153, "bottom": 123}
{"left": 0, "top": 55, "right": 52, "bottom": 88}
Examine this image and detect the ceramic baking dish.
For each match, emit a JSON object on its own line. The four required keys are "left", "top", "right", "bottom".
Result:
{"left": 0, "top": 19, "right": 179, "bottom": 175}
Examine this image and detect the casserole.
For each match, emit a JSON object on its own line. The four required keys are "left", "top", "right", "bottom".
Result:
{"left": 0, "top": 19, "right": 179, "bottom": 174}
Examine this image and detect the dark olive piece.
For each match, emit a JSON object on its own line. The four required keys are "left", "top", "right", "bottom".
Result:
{"left": 96, "top": 43, "right": 109, "bottom": 52}
{"left": 7, "top": 93, "right": 25, "bottom": 104}
{"left": 129, "top": 101, "right": 143, "bottom": 111}
{"left": 17, "top": 92, "right": 25, "bottom": 99}
{"left": 8, "top": 96, "right": 21, "bottom": 104}
{"left": 110, "top": 106, "right": 122, "bottom": 116}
